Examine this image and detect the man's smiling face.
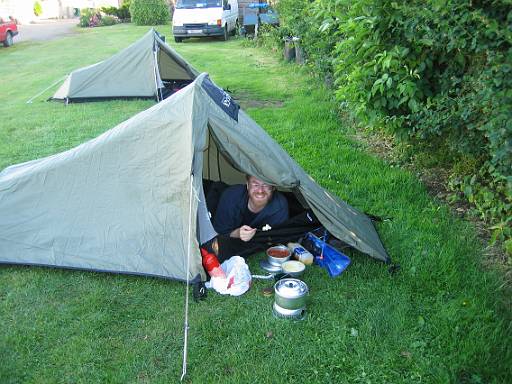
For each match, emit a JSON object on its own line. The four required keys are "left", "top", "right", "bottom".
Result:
{"left": 246, "top": 176, "right": 273, "bottom": 211}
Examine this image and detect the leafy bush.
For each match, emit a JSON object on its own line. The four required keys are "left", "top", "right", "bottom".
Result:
{"left": 101, "top": 6, "right": 116, "bottom": 16}
{"left": 101, "top": 1, "right": 131, "bottom": 21}
{"left": 119, "top": 0, "right": 132, "bottom": 20}
{"left": 276, "top": 0, "right": 512, "bottom": 254}
{"left": 99, "top": 15, "right": 117, "bottom": 26}
{"left": 276, "top": 0, "right": 337, "bottom": 76}
{"left": 251, "top": 24, "right": 281, "bottom": 49}
{"left": 78, "top": 15, "right": 88, "bottom": 28}
{"left": 78, "top": 8, "right": 95, "bottom": 28}
{"left": 130, "top": 0, "right": 170, "bottom": 26}
{"left": 79, "top": 8, "right": 113, "bottom": 28}
{"left": 33, "top": 1, "right": 42, "bottom": 16}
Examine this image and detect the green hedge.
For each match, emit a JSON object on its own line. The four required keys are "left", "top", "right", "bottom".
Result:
{"left": 101, "top": 2, "right": 131, "bottom": 21}
{"left": 277, "top": 0, "right": 512, "bottom": 253}
{"left": 129, "top": 0, "right": 169, "bottom": 26}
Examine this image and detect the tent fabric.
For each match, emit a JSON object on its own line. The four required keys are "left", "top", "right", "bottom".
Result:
{"left": 0, "top": 73, "right": 390, "bottom": 283}
{"left": 1, "top": 82, "right": 206, "bottom": 282}
{"left": 52, "top": 29, "right": 199, "bottom": 102}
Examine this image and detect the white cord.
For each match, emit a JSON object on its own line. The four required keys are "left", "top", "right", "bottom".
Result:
{"left": 26, "top": 75, "right": 67, "bottom": 104}
{"left": 181, "top": 174, "right": 198, "bottom": 381}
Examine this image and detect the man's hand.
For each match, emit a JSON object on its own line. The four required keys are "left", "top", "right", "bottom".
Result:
{"left": 231, "top": 225, "right": 257, "bottom": 242}
{"left": 240, "top": 225, "right": 257, "bottom": 241}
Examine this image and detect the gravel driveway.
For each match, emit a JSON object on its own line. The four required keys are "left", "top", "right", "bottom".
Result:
{"left": 16, "top": 18, "right": 78, "bottom": 43}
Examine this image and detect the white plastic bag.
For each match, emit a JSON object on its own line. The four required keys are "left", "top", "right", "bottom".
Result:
{"left": 205, "top": 256, "right": 252, "bottom": 296}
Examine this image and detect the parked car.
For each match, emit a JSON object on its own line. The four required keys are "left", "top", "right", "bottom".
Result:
{"left": 0, "top": 14, "right": 18, "bottom": 47}
{"left": 172, "top": 0, "right": 238, "bottom": 43}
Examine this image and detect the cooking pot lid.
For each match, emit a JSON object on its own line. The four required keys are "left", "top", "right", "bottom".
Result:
{"left": 274, "top": 278, "right": 308, "bottom": 298}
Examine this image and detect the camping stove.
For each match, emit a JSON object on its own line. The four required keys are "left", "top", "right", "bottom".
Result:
{"left": 272, "top": 302, "right": 307, "bottom": 321}
{"left": 272, "top": 278, "right": 309, "bottom": 321}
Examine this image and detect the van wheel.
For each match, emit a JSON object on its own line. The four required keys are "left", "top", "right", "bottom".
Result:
{"left": 222, "top": 25, "right": 229, "bottom": 41}
{"left": 3, "top": 32, "right": 13, "bottom": 47}
{"left": 174, "top": 37, "right": 183, "bottom": 43}
{"left": 233, "top": 20, "right": 239, "bottom": 36}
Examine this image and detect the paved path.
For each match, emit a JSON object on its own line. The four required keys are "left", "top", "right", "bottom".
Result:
{"left": 16, "top": 18, "right": 78, "bottom": 43}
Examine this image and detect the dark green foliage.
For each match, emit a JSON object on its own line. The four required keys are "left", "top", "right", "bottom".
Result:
{"left": 99, "top": 15, "right": 118, "bottom": 26}
{"left": 277, "top": 0, "right": 512, "bottom": 252}
{"left": 79, "top": 9, "right": 114, "bottom": 28}
{"left": 101, "top": 1, "right": 131, "bottom": 21}
{"left": 101, "top": 6, "right": 117, "bottom": 16}
{"left": 276, "top": 0, "right": 338, "bottom": 76}
{"left": 129, "top": 0, "right": 170, "bottom": 26}
{"left": 248, "top": 24, "right": 281, "bottom": 49}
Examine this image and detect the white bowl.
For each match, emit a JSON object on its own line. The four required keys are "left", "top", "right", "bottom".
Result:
{"left": 281, "top": 260, "right": 306, "bottom": 277}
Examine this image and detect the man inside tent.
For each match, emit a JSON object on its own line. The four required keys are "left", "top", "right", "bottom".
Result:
{"left": 214, "top": 175, "right": 289, "bottom": 242}
{"left": 200, "top": 175, "right": 289, "bottom": 277}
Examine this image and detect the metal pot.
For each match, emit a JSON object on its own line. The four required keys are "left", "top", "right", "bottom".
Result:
{"left": 273, "top": 278, "right": 308, "bottom": 310}
{"left": 267, "top": 245, "right": 291, "bottom": 266}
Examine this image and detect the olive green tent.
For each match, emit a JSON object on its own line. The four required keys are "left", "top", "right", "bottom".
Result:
{"left": 0, "top": 73, "right": 389, "bottom": 282}
{"left": 52, "top": 28, "right": 198, "bottom": 103}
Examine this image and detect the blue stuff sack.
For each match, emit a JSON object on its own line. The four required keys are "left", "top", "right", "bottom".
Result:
{"left": 302, "top": 229, "right": 351, "bottom": 278}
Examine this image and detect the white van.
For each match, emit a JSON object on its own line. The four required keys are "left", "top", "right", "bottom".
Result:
{"left": 172, "top": 0, "right": 239, "bottom": 43}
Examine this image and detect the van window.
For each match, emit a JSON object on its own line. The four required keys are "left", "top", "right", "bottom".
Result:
{"left": 176, "top": 0, "right": 222, "bottom": 9}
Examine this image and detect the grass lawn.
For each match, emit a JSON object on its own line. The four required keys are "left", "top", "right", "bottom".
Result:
{"left": 0, "top": 23, "right": 510, "bottom": 383}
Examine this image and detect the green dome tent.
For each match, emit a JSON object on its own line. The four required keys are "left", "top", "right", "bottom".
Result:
{"left": 0, "top": 73, "right": 390, "bottom": 282}
{"left": 52, "top": 29, "right": 198, "bottom": 103}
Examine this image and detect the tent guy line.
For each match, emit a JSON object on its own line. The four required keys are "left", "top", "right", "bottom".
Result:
{"left": 26, "top": 75, "right": 66, "bottom": 104}
{"left": 181, "top": 175, "right": 198, "bottom": 381}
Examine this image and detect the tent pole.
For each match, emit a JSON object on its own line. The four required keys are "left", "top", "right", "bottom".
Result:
{"left": 181, "top": 174, "right": 196, "bottom": 381}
